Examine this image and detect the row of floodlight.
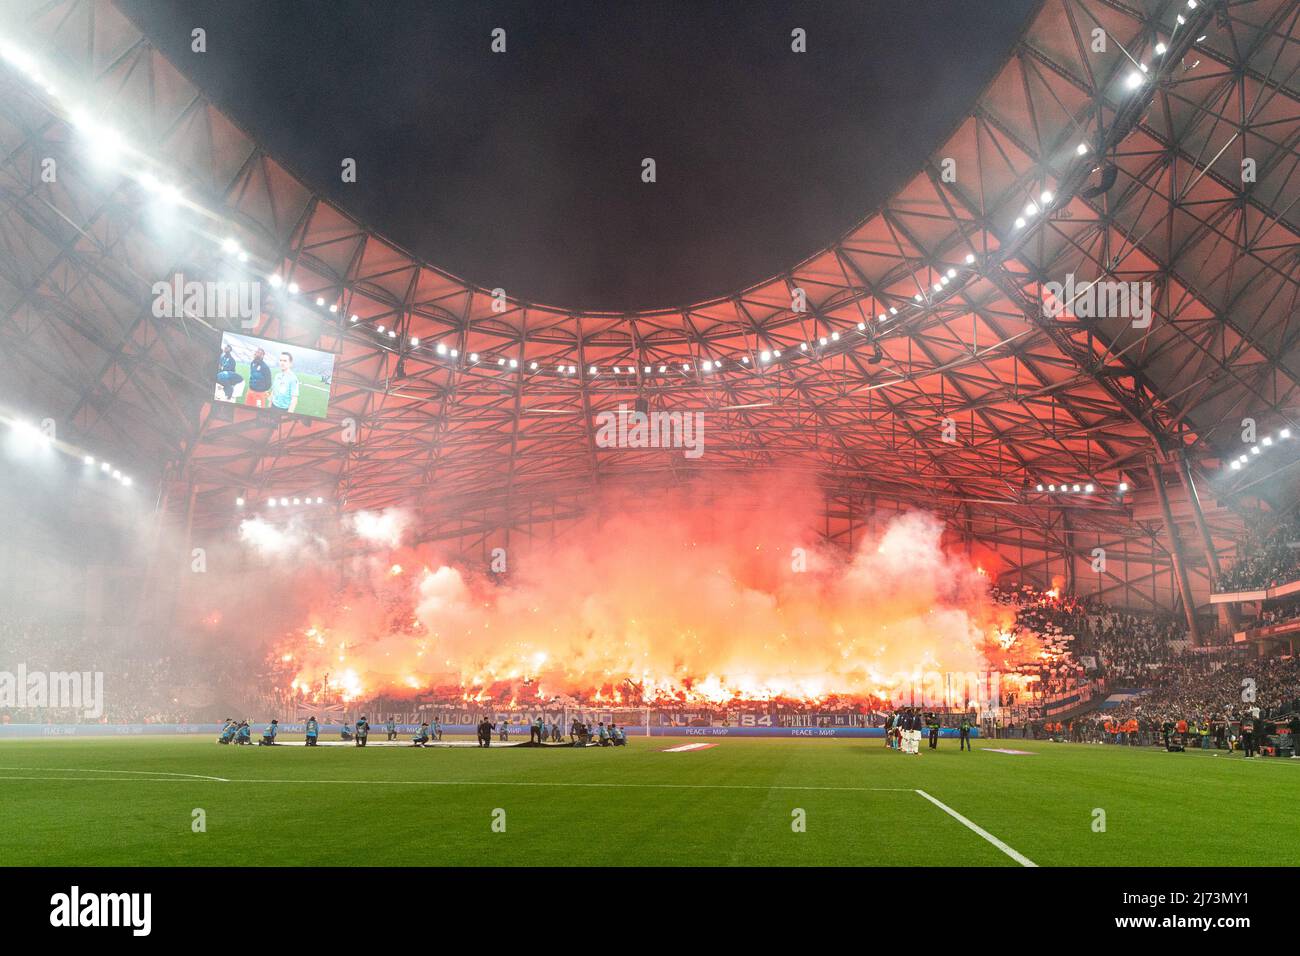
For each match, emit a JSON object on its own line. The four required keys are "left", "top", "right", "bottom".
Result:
{"left": 3, "top": 419, "right": 133, "bottom": 486}
{"left": 1229, "top": 429, "right": 1293, "bottom": 471}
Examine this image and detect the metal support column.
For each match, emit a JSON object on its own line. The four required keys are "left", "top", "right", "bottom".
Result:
{"left": 1175, "top": 450, "right": 1239, "bottom": 633}
{"left": 1147, "top": 458, "right": 1202, "bottom": 645}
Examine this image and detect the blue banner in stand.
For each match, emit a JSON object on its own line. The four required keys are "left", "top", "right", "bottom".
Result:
{"left": 0, "top": 723, "right": 979, "bottom": 739}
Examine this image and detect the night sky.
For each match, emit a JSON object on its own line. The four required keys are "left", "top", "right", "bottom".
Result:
{"left": 119, "top": 0, "right": 1038, "bottom": 311}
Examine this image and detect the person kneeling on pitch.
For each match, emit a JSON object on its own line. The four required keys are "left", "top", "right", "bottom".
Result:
{"left": 412, "top": 722, "right": 431, "bottom": 747}
{"left": 305, "top": 715, "right": 319, "bottom": 746}
{"left": 355, "top": 715, "right": 370, "bottom": 747}
{"left": 235, "top": 720, "right": 252, "bottom": 745}
{"left": 259, "top": 719, "right": 279, "bottom": 745}
{"left": 340, "top": 722, "right": 353, "bottom": 742}
{"left": 386, "top": 717, "right": 397, "bottom": 741}
{"left": 218, "top": 718, "right": 237, "bottom": 745}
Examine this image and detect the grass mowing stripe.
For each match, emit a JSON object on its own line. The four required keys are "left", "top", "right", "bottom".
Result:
{"left": 915, "top": 788, "right": 1037, "bottom": 867}
{"left": 0, "top": 773, "right": 913, "bottom": 793}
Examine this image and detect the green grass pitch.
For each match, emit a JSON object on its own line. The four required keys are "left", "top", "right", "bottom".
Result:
{"left": 227, "top": 363, "right": 330, "bottom": 419}
{"left": 0, "top": 735, "right": 1293, "bottom": 866}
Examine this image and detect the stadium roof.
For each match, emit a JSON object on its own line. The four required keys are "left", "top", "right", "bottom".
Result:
{"left": 0, "top": 0, "right": 1297, "bottom": 612}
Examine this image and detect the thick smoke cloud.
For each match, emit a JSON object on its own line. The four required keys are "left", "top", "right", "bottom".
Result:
{"left": 265, "top": 480, "right": 1019, "bottom": 706}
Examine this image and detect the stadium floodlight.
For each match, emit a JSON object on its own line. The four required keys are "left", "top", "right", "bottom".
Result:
{"left": 279, "top": 497, "right": 288, "bottom": 506}
{"left": 509, "top": 358, "right": 517, "bottom": 368}
{"left": 1036, "top": 484, "right": 1044, "bottom": 491}
{"left": 236, "top": 497, "right": 245, "bottom": 507}
{"left": 409, "top": 337, "right": 420, "bottom": 347}
{"left": 222, "top": 237, "right": 239, "bottom": 255}
{"left": 1076, "top": 143, "right": 1089, "bottom": 155}
{"left": 658, "top": 365, "right": 667, "bottom": 373}
{"left": 121, "top": 476, "right": 132, "bottom": 486}
{"left": 1187, "top": 0, "right": 1197, "bottom": 8}
{"left": 328, "top": 304, "right": 337, "bottom": 313}
{"left": 287, "top": 282, "right": 299, "bottom": 295}
{"left": 268, "top": 273, "right": 283, "bottom": 288}
{"left": 1282, "top": 429, "right": 1292, "bottom": 439}
{"left": 1238, "top": 455, "right": 1248, "bottom": 464}
{"left": 682, "top": 363, "right": 691, "bottom": 371}
{"left": 1118, "top": 482, "right": 1129, "bottom": 492}
{"left": 267, "top": 498, "right": 276, "bottom": 507}
{"left": 946, "top": 268, "right": 956, "bottom": 279}
{"left": 1072, "top": 484, "right": 1081, "bottom": 492}
{"left": 1014, "top": 217, "right": 1026, "bottom": 229}
{"left": 1176, "top": 14, "right": 1186, "bottom": 23}
{"left": 530, "top": 361, "right": 539, "bottom": 370}
{"left": 316, "top": 297, "right": 326, "bottom": 307}
{"left": 69, "top": 110, "right": 124, "bottom": 165}
{"left": 376, "top": 325, "right": 385, "bottom": 333}
{"left": 293, "top": 498, "right": 301, "bottom": 505}
{"left": 387, "top": 330, "right": 396, "bottom": 338}
{"left": 760, "top": 351, "right": 772, "bottom": 362}
{"left": 831, "top": 331, "right": 840, "bottom": 341}
{"left": 469, "top": 353, "right": 478, "bottom": 362}
{"left": 316, "top": 497, "right": 324, "bottom": 504}
{"left": 819, "top": 337, "right": 828, "bottom": 346}
{"left": 772, "top": 349, "right": 782, "bottom": 357}
{"left": 1048, "top": 484, "right": 1056, "bottom": 492}
{"left": 1251, "top": 445, "right": 1261, "bottom": 455}
{"left": 914, "top": 294, "right": 923, "bottom": 302}
{"left": 1262, "top": 436, "right": 1272, "bottom": 446}
{"left": 1155, "top": 42, "right": 1167, "bottom": 55}
{"left": 965, "top": 253, "right": 975, "bottom": 264}
{"left": 83, "top": 455, "right": 94, "bottom": 465}
{"left": 703, "top": 360, "right": 714, "bottom": 371}
{"left": 1025, "top": 201, "right": 1039, "bottom": 216}
{"left": 1125, "top": 71, "right": 1144, "bottom": 89}
{"left": 436, "top": 343, "right": 447, "bottom": 355}
{"left": 111, "top": 470, "right": 121, "bottom": 479}
{"left": 1230, "top": 461, "right": 1241, "bottom": 470}
{"left": 1085, "top": 484, "right": 1094, "bottom": 493}
{"left": 889, "top": 307, "right": 898, "bottom": 315}
{"left": 497, "top": 357, "right": 506, "bottom": 366}
{"left": 100, "top": 462, "right": 110, "bottom": 473}
{"left": 1040, "top": 191, "right": 1053, "bottom": 204}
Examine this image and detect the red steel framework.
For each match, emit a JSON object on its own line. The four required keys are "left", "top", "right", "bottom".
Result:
{"left": 0, "top": 0, "right": 1297, "bottom": 626}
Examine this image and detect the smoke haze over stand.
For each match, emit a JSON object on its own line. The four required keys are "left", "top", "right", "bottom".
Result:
{"left": 242, "top": 480, "right": 1030, "bottom": 707}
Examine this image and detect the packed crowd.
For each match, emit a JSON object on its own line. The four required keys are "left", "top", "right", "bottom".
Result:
{"left": 0, "top": 619, "right": 198, "bottom": 724}
{"left": 1215, "top": 510, "right": 1300, "bottom": 592}
{"left": 989, "top": 585, "right": 1189, "bottom": 699}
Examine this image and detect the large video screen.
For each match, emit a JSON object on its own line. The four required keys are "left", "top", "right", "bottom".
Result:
{"left": 213, "top": 332, "right": 336, "bottom": 420}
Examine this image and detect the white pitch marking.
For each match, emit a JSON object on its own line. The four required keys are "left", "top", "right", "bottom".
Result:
{"left": 914, "top": 789, "right": 1037, "bottom": 867}
{"left": 0, "top": 766, "right": 229, "bottom": 782}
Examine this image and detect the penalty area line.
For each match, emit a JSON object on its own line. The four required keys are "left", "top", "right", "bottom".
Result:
{"left": 914, "top": 789, "right": 1037, "bottom": 867}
